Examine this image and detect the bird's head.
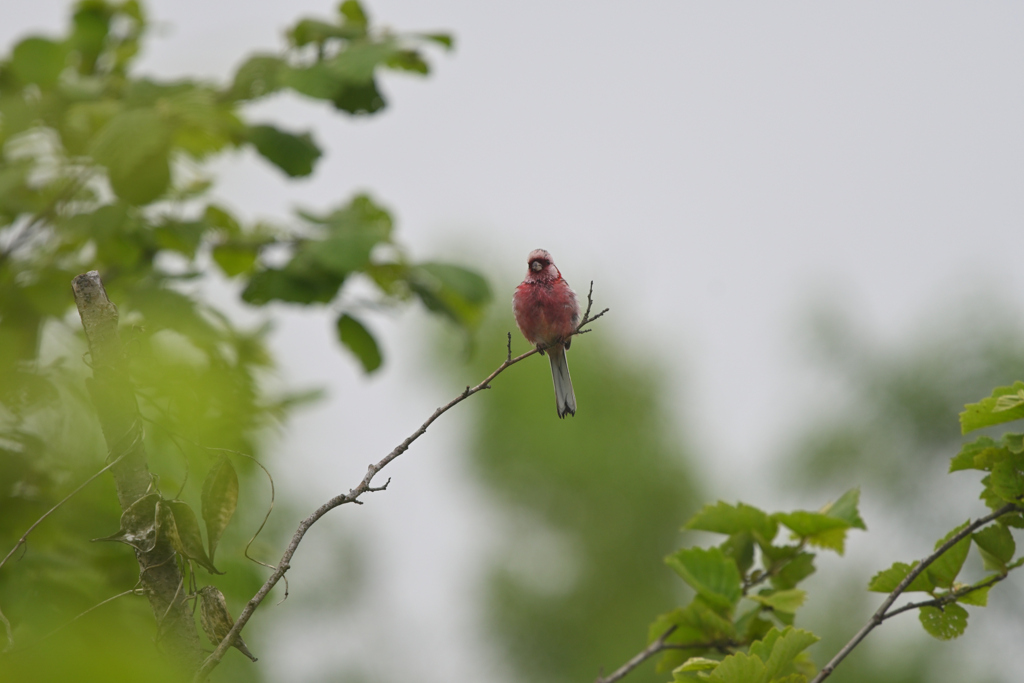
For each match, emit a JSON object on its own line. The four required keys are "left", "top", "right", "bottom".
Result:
{"left": 526, "top": 249, "right": 559, "bottom": 280}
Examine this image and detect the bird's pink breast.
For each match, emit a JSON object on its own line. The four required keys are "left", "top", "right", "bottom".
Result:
{"left": 513, "top": 280, "right": 579, "bottom": 346}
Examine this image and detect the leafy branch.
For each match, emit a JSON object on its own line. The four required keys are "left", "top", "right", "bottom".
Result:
{"left": 810, "top": 503, "right": 1019, "bottom": 683}
{"left": 194, "top": 286, "right": 608, "bottom": 680}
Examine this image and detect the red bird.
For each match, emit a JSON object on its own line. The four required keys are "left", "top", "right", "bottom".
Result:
{"left": 513, "top": 249, "right": 581, "bottom": 418}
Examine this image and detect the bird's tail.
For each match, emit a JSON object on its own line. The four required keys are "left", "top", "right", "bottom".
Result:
{"left": 548, "top": 345, "right": 576, "bottom": 418}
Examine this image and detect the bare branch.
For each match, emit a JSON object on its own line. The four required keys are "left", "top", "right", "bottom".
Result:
{"left": 194, "top": 285, "right": 610, "bottom": 681}
{"left": 810, "top": 503, "right": 1018, "bottom": 683}
{"left": 595, "top": 626, "right": 677, "bottom": 683}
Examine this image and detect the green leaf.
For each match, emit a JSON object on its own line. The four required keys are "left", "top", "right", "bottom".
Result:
{"left": 289, "top": 18, "right": 362, "bottom": 47}
{"left": 867, "top": 561, "right": 934, "bottom": 593}
{"left": 750, "top": 589, "right": 806, "bottom": 615}
{"left": 303, "top": 231, "right": 382, "bottom": 276}
{"left": 213, "top": 243, "right": 260, "bottom": 277}
{"left": 165, "top": 500, "right": 220, "bottom": 573}
{"left": 771, "top": 552, "right": 816, "bottom": 590}
{"left": 926, "top": 522, "right": 971, "bottom": 589}
{"left": 10, "top": 36, "right": 68, "bottom": 87}
{"left": 339, "top": 0, "right": 369, "bottom": 28}
{"left": 719, "top": 532, "right": 755, "bottom": 574}
{"left": 247, "top": 124, "right": 322, "bottom": 177}
{"left": 332, "top": 78, "right": 386, "bottom": 114}
{"left": 241, "top": 266, "right": 344, "bottom": 305}
{"left": 226, "top": 54, "right": 285, "bottom": 100}
{"left": 684, "top": 501, "right": 778, "bottom": 541}
{"left": 204, "top": 204, "right": 242, "bottom": 235}
{"left": 749, "top": 627, "right": 819, "bottom": 682}
{"left": 708, "top": 651, "right": 765, "bottom": 683}
{"left": 201, "top": 457, "right": 238, "bottom": 564}
{"left": 989, "top": 458, "right": 1024, "bottom": 502}
{"left": 961, "top": 381, "right": 1024, "bottom": 434}
{"left": 153, "top": 220, "right": 205, "bottom": 258}
{"left": 958, "top": 583, "right": 991, "bottom": 607}
{"left": 773, "top": 511, "right": 849, "bottom": 538}
{"left": 337, "top": 313, "right": 382, "bottom": 373}
{"left": 1003, "top": 432, "right": 1024, "bottom": 454}
{"left": 972, "top": 524, "right": 1015, "bottom": 571}
{"left": 419, "top": 33, "right": 454, "bottom": 50}
{"left": 650, "top": 601, "right": 737, "bottom": 653}
{"left": 674, "top": 657, "right": 719, "bottom": 674}
{"left": 918, "top": 603, "right": 968, "bottom": 640}
{"left": 950, "top": 436, "right": 999, "bottom": 472}
{"left": 409, "top": 262, "right": 492, "bottom": 329}
{"left": 821, "top": 488, "right": 867, "bottom": 530}
{"left": 774, "top": 510, "right": 851, "bottom": 554}
{"left": 90, "top": 108, "right": 171, "bottom": 204}
{"left": 665, "top": 547, "right": 742, "bottom": 614}
{"left": 386, "top": 50, "right": 430, "bottom": 75}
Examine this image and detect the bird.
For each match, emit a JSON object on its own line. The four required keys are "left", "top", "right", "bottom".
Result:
{"left": 198, "top": 585, "right": 258, "bottom": 662}
{"left": 513, "top": 249, "right": 581, "bottom": 418}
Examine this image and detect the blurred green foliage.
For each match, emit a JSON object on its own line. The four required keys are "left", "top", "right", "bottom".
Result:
{"left": 459, "top": 312, "right": 700, "bottom": 683}
{"left": 0, "top": 0, "right": 488, "bottom": 678}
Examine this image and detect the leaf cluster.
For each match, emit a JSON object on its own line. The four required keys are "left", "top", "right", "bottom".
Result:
{"left": 652, "top": 490, "right": 866, "bottom": 682}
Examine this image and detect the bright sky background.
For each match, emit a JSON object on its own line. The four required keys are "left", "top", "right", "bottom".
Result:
{"left": 5, "top": 2, "right": 1024, "bottom": 681}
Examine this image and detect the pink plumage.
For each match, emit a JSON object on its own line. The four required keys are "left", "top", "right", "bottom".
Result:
{"left": 512, "top": 249, "right": 581, "bottom": 418}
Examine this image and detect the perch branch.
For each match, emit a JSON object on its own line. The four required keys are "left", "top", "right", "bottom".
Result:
{"left": 194, "top": 284, "right": 609, "bottom": 680}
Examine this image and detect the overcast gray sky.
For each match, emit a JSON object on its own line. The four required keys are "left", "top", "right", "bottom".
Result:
{"left": 5, "top": 2, "right": 1024, "bottom": 680}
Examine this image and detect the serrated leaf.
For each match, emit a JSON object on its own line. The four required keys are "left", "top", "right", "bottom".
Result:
{"left": 950, "top": 436, "right": 999, "bottom": 472}
{"left": 247, "top": 124, "right": 321, "bottom": 177}
{"left": 337, "top": 313, "right": 382, "bottom": 373}
{"left": 771, "top": 552, "right": 815, "bottom": 590}
{"left": 919, "top": 603, "right": 968, "bottom": 640}
{"left": 720, "top": 532, "right": 755, "bottom": 574}
{"left": 666, "top": 547, "right": 742, "bottom": 614}
{"left": 202, "top": 457, "right": 238, "bottom": 564}
{"left": 166, "top": 500, "right": 220, "bottom": 573}
{"left": 750, "top": 589, "right": 806, "bottom": 614}
{"left": 708, "top": 651, "right": 765, "bottom": 683}
{"left": 93, "top": 492, "right": 160, "bottom": 552}
{"left": 926, "top": 522, "right": 971, "bottom": 589}
{"left": 867, "top": 561, "right": 934, "bottom": 593}
{"left": 961, "top": 382, "right": 1024, "bottom": 434}
{"left": 749, "top": 627, "right": 819, "bottom": 682}
{"left": 685, "top": 501, "right": 778, "bottom": 541}
{"left": 989, "top": 458, "right": 1024, "bottom": 502}
{"left": 821, "top": 488, "right": 867, "bottom": 530}
{"left": 972, "top": 524, "right": 1015, "bottom": 571}
{"left": 675, "top": 656, "right": 720, "bottom": 673}
{"left": 773, "top": 511, "right": 850, "bottom": 538}
{"left": 957, "top": 583, "right": 991, "bottom": 607}
{"left": 805, "top": 526, "right": 849, "bottom": 555}
{"left": 1003, "top": 432, "right": 1024, "bottom": 454}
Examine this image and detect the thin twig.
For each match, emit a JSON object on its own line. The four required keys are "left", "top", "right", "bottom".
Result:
{"left": 810, "top": 503, "right": 1018, "bottom": 683}
{"left": 595, "top": 626, "right": 678, "bottom": 683}
{"left": 24, "top": 587, "right": 143, "bottom": 648}
{"left": 880, "top": 571, "right": 1010, "bottom": 622}
{"left": 193, "top": 287, "right": 609, "bottom": 681}
{"left": 0, "top": 433, "right": 138, "bottom": 652}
